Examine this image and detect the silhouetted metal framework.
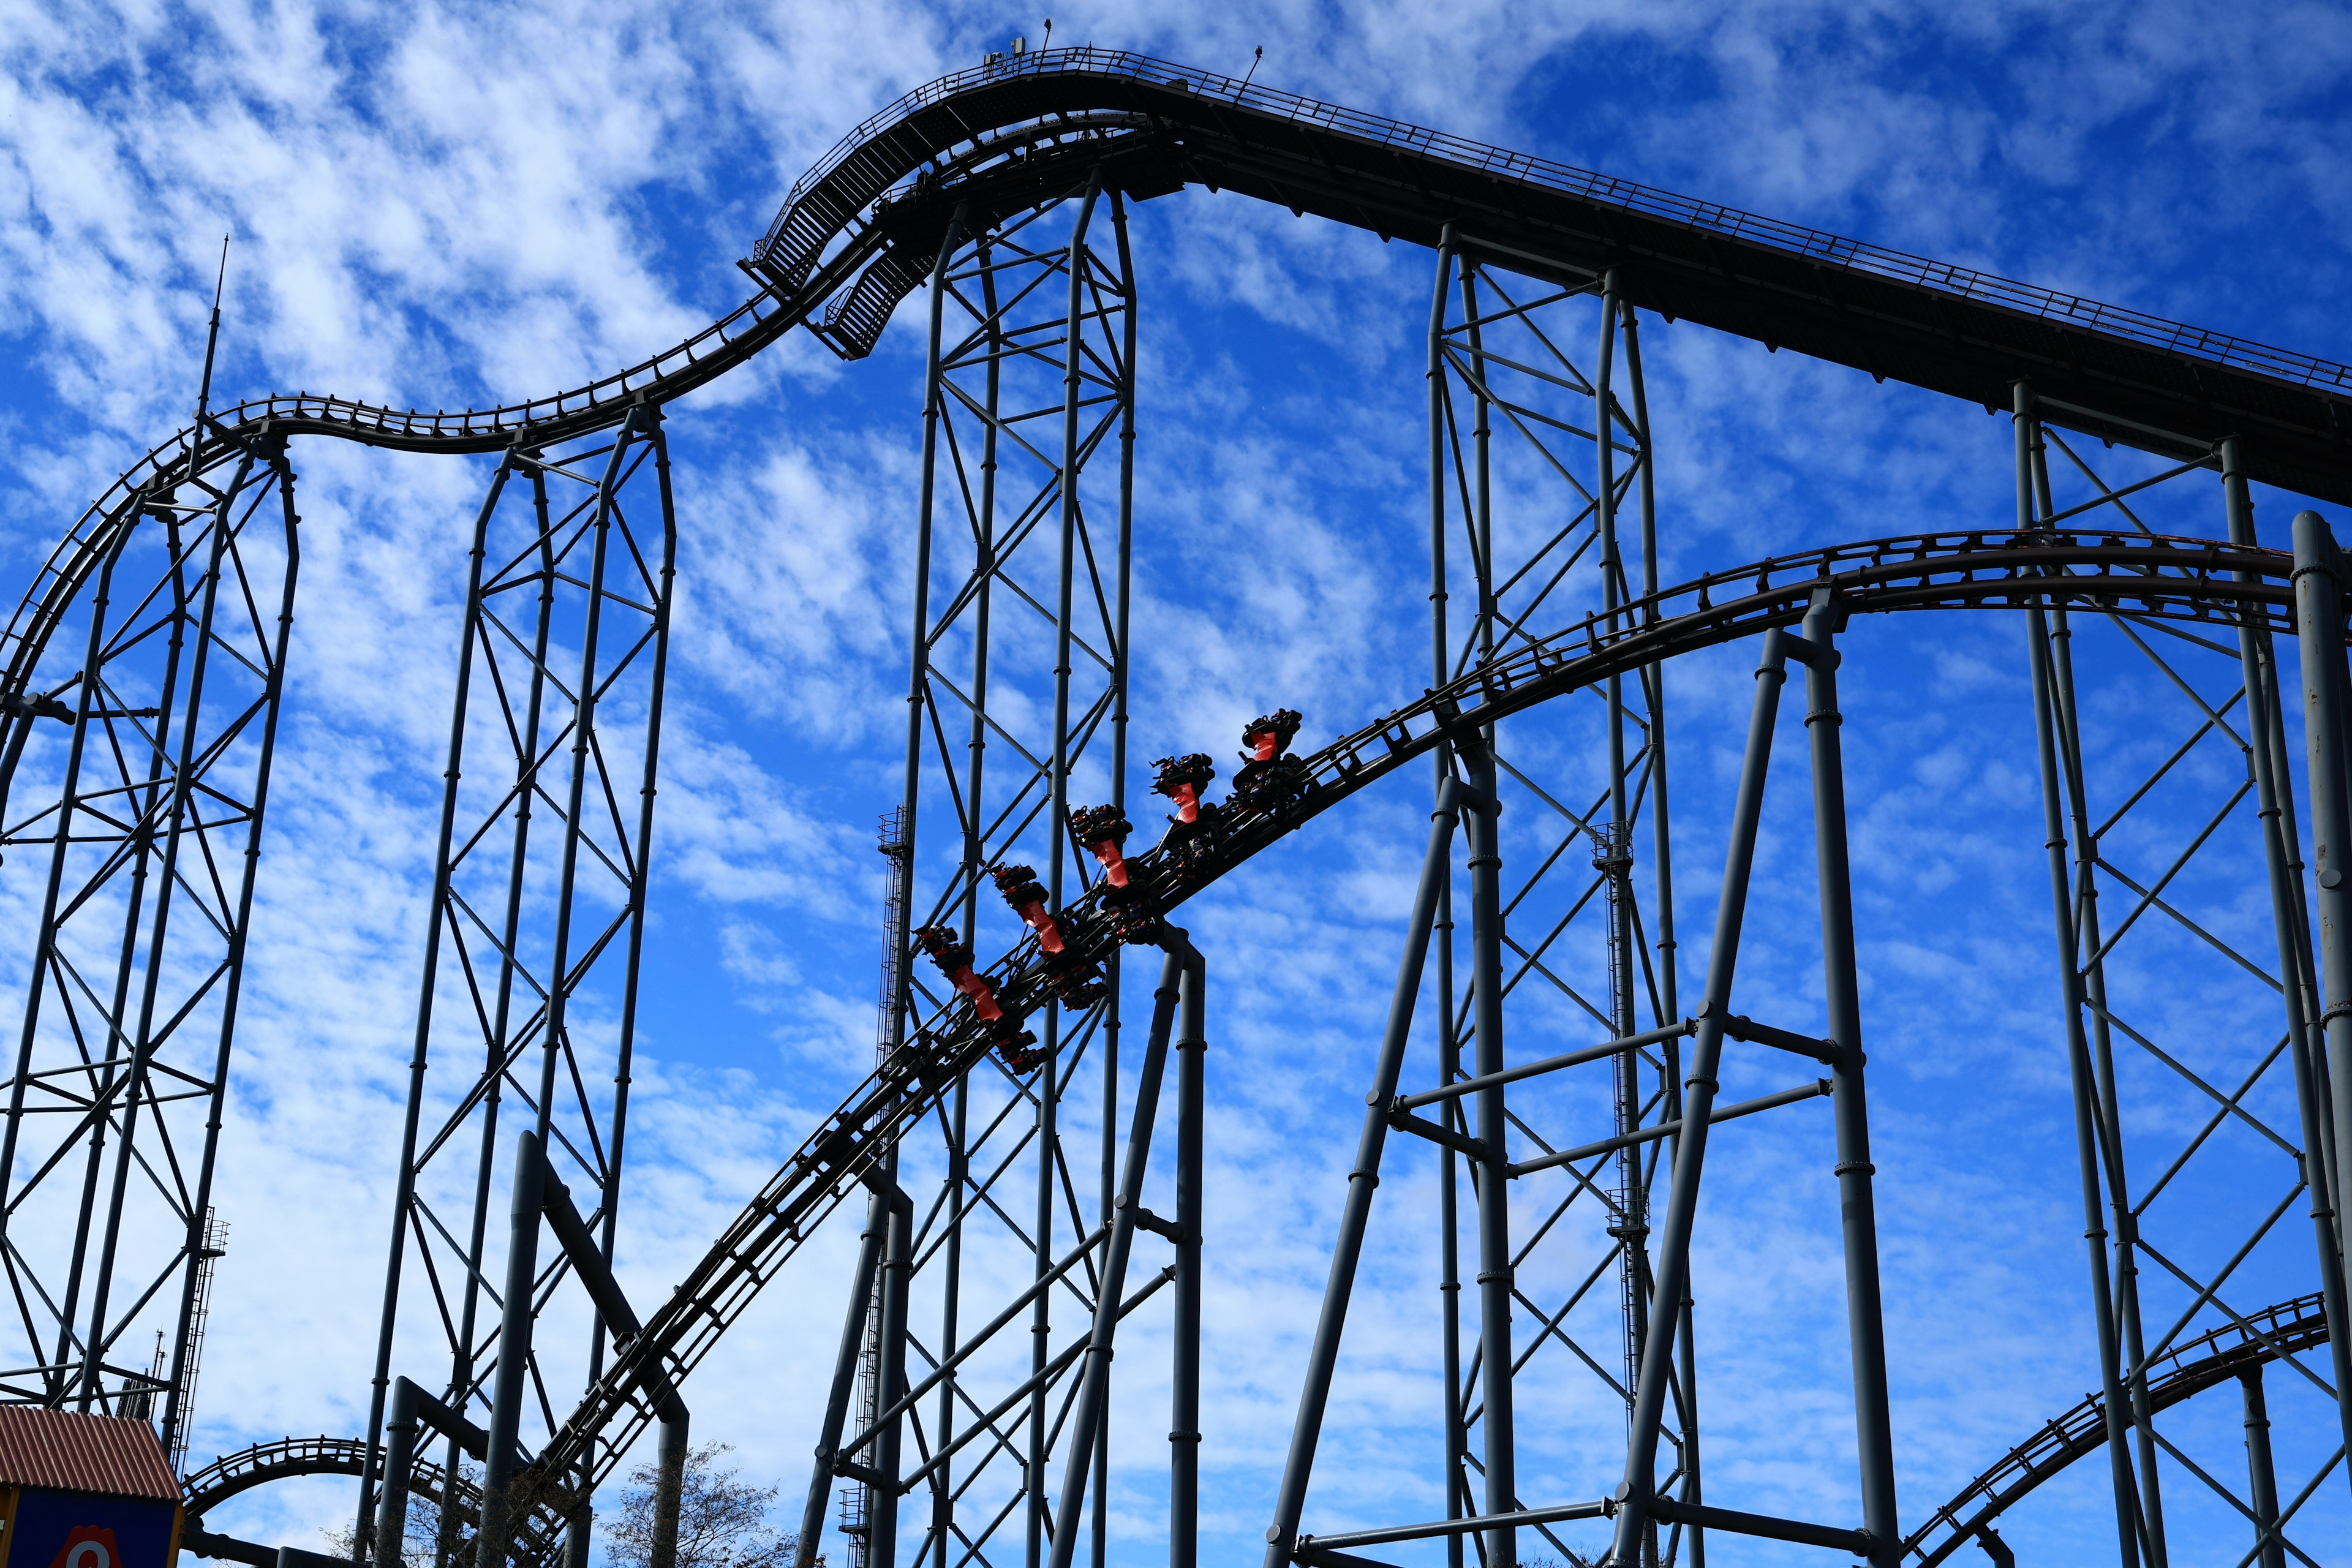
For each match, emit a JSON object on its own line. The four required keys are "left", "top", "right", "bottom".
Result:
{"left": 1, "top": 43, "right": 2349, "bottom": 1568}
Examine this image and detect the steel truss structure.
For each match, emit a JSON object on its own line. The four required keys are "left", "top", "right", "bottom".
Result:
{"left": 2, "top": 43, "right": 2351, "bottom": 1568}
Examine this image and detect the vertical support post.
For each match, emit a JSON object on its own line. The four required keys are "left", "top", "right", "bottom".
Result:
{"left": 798, "top": 1204, "right": 891, "bottom": 1568}
{"left": 899, "top": 211, "right": 963, "bottom": 1056}
{"left": 1462, "top": 257, "right": 1495, "bottom": 676}
{"left": 1170, "top": 948, "right": 1205, "bottom": 1568}
{"left": 1607, "top": 628, "right": 1788, "bottom": 1566}
{"left": 579, "top": 407, "right": 679, "bottom": 1568}
{"left": 478, "top": 1132, "right": 548, "bottom": 1568}
{"left": 1620, "top": 300, "right": 1698, "bottom": 1566}
{"left": 932, "top": 1077, "right": 967, "bottom": 1568}
{"left": 1049, "top": 941, "right": 1189, "bottom": 1568}
{"left": 1424, "top": 227, "right": 1469, "bottom": 1568}
{"left": 1031, "top": 170, "right": 1103, "bottom": 1568}
{"left": 1261, "top": 784, "right": 1466, "bottom": 1568}
{"left": 375, "top": 1378, "right": 421, "bottom": 1568}
{"left": 2017, "top": 383, "right": 2146, "bottom": 1565}
{"left": 2239, "top": 1365, "right": 2286, "bottom": 1568}
{"left": 938, "top": 224, "right": 997, "bottom": 1568}
{"left": 860, "top": 212, "right": 960, "bottom": 1568}
{"left": 1596, "top": 280, "right": 1653, "bottom": 1564}
{"left": 651, "top": 1404, "right": 690, "bottom": 1568}
{"left": 61, "top": 498, "right": 194, "bottom": 1409}
{"left": 2223, "top": 443, "right": 2352, "bottom": 1467}
{"left": 442, "top": 453, "right": 552, "bottom": 1568}
{"left": 1796, "top": 595, "right": 1900, "bottom": 1567}
{"left": 2289, "top": 505, "right": 2352, "bottom": 1455}
{"left": 867, "top": 1194, "right": 913, "bottom": 1568}
{"left": 1461, "top": 732, "right": 1515, "bottom": 1568}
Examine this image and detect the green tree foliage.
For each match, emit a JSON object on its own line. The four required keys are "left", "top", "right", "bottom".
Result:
{"left": 603, "top": 1443, "right": 805, "bottom": 1568}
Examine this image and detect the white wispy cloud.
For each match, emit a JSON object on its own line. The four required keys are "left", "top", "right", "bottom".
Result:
{"left": 1, "top": 2, "right": 2348, "bottom": 1564}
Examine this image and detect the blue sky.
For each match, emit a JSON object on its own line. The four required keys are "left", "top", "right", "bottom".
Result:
{"left": 4, "top": 3, "right": 2352, "bottom": 1565}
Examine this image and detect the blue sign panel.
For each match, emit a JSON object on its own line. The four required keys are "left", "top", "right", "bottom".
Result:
{"left": 8, "top": 1489, "right": 178, "bottom": 1568}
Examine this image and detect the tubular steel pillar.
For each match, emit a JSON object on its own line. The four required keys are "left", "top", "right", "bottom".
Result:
{"left": 1171, "top": 950, "right": 1205, "bottom": 1568}
{"left": 1796, "top": 594, "right": 1900, "bottom": 1567}
{"left": 2029, "top": 413, "right": 2168, "bottom": 1564}
{"left": 2290, "top": 507, "right": 2352, "bottom": 1423}
{"left": 1606, "top": 628, "right": 1787, "bottom": 1566}
{"left": 1622, "top": 300, "right": 1700, "bottom": 1566}
{"left": 375, "top": 1378, "right": 421, "bottom": 1566}
{"left": 867, "top": 1192, "right": 914, "bottom": 1568}
{"left": 1461, "top": 732, "right": 1515, "bottom": 1568}
{"left": 1049, "top": 937, "right": 1194, "bottom": 1568}
{"left": 2225, "top": 445, "right": 2352, "bottom": 1469}
{"left": 798, "top": 1203, "right": 891, "bottom": 1568}
{"left": 443, "top": 458, "right": 555, "bottom": 1568}
{"left": 477, "top": 1133, "right": 546, "bottom": 1568}
{"left": 850, "top": 208, "right": 963, "bottom": 1568}
{"left": 159, "top": 442, "right": 300, "bottom": 1464}
{"left": 1262, "top": 783, "right": 1466, "bottom": 1568}
{"left": 1423, "top": 228, "right": 1470, "bottom": 1568}
{"left": 1028, "top": 168, "right": 1106, "bottom": 1568}
{"left": 2238, "top": 1365, "right": 2286, "bottom": 1568}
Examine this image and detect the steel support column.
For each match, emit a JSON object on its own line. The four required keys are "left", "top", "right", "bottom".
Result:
{"left": 2289, "top": 505, "right": 2352, "bottom": 1474}
{"left": 1262, "top": 783, "right": 1467, "bottom": 1568}
{"left": 2237, "top": 1365, "right": 2285, "bottom": 1568}
{"left": 1048, "top": 935, "right": 1196, "bottom": 1568}
{"left": 1796, "top": 594, "right": 1899, "bottom": 1568}
{"left": 1605, "top": 628, "right": 1787, "bottom": 1566}
{"left": 1170, "top": 948, "right": 1205, "bottom": 1568}
{"left": 2224, "top": 443, "right": 2352, "bottom": 1471}
{"left": 1462, "top": 731, "right": 1515, "bottom": 1568}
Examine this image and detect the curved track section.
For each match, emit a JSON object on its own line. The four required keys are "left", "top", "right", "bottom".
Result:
{"left": 0, "top": 241, "right": 873, "bottom": 748}
{"left": 755, "top": 47, "right": 2352, "bottom": 499}
{"left": 522, "top": 526, "right": 2314, "bottom": 1499}
{"left": 1905, "top": 1294, "right": 2334, "bottom": 1564}
{"left": 182, "top": 1437, "right": 562, "bottom": 1560}
{"left": 15, "top": 49, "right": 2352, "bottom": 764}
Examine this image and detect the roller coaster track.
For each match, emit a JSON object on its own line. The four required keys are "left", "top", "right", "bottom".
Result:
{"left": 10, "top": 42, "right": 2351, "bottom": 1562}
{"left": 13, "top": 47, "right": 2352, "bottom": 767}
{"left": 1904, "top": 1292, "right": 2335, "bottom": 1565}
{"left": 180, "top": 1438, "right": 564, "bottom": 1563}
{"left": 516, "top": 525, "right": 2322, "bottom": 1507}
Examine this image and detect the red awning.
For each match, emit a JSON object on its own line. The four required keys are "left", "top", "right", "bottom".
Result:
{"left": 0, "top": 1409, "right": 178, "bottom": 1502}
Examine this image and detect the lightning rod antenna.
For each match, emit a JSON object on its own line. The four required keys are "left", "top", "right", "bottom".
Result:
{"left": 195, "top": 234, "right": 229, "bottom": 425}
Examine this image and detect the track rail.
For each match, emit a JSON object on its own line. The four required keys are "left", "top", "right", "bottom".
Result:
{"left": 518, "top": 526, "right": 2320, "bottom": 1505}
{"left": 17, "top": 51, "right": 2352, "bottom": 764}
{"left": 1904, "top": 1293, "right": 2334, "bottom": 1564}
{"left": 182, "top": 1436, "right": 565, "bottom": 1561}
{"left": 0, "top": 226, "right": 882, "bottom": 746}
{"left": 755, "top": 47, "right": 2352, "bottom": 501}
